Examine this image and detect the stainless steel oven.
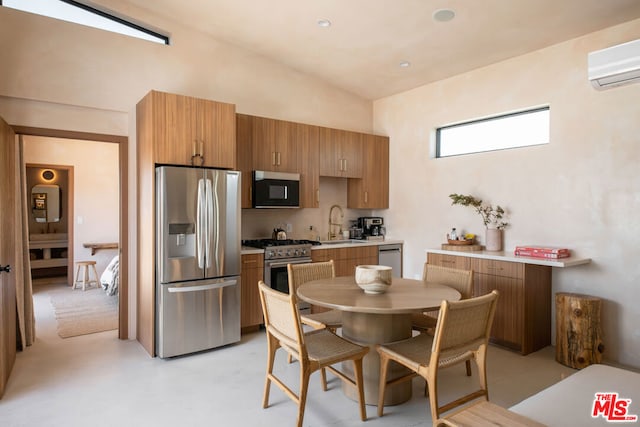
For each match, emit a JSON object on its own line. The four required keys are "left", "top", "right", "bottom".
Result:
{"left": 242, "top": 239, "right": 320, "bottom": 315}
{"left": 264, "top": 257, "right": 312, "bottom": 314}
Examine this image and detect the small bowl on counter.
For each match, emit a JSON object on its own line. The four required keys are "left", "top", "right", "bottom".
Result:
{"left": 355, "top": 265, "right": 392, "bottom": 294}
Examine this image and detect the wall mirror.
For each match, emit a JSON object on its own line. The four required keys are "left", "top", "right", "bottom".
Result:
{"left": 32, "top": 184, "right": 61, "bottom": 223}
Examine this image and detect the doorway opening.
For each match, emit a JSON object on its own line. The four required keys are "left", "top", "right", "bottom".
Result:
{"left": 14, "top": 126, "right": 129, "bottom": 340}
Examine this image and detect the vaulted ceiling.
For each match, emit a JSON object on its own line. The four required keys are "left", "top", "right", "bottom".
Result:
{"left": 123, "top": 0, "right": 640, "bottom": 100}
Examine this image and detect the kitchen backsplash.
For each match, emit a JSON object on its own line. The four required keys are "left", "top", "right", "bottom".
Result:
{"left": 241, "top": 176, "right": 373, "bottom": 240}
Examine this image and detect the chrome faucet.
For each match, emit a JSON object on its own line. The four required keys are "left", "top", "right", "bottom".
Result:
{"left": 328, "top": 204, "right": 344, "bottom": 240}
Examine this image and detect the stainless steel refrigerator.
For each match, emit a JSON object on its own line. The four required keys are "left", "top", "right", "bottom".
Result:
{"left": 155, "top": 165, "right": 241, "bottom": 358}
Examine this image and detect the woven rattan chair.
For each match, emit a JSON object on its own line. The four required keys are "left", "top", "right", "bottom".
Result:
{"left": 376, "top": 290, "right": 499, "bottom": 422}
{"left": 288, "top": 260, "right": 342, "bottom": 331}
{"left": 258, "top": 280, "right": 369, "bottom": 427}
{"left": 411, "top": 264, "right": 475, "bottom": 376}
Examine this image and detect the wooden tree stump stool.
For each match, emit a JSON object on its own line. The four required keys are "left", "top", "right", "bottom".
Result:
{"left": 555, "top": 292, "right": 604, "bottom": 369}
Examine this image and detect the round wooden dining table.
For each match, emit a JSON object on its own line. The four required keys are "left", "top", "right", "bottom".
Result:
{"left": 297, "top": 276, "right": 461, "bottom": 406}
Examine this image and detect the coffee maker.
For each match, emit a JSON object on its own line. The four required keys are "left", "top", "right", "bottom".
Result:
{"left": 357, "top": 217, "right": 384, "bottom": 241}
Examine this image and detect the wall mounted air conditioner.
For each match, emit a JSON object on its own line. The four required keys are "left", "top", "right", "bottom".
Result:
{"left": 588, "top": 38, "right": 640, "bottom": 90}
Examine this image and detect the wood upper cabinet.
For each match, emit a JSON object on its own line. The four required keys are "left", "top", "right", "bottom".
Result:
{"left": 319, "top": 127, "right": 363, "bottom": 178}
{"left": 146, "top": 91, "right": 236, "bottom": 169}
{"left": 236, "top": 114, "right": 253, "bottom": 209}
{"left": 252, "top": 116, "right": 297, "bottom": 172}
{"left": 295, "top": 122, "right": 320, "bottom": 208}
{"left": 241, "top": 253, "right": 264, "bottom": 329}
{"left": 348, "top": 134, "right": 389, "bottom": 208}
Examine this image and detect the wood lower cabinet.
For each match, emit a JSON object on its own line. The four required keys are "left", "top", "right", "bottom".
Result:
{"left": 241, "top": 253, "right": 264, "bottom": 330}
{"left": 348, "top": 134, "right": 389, "bottom": 208}
{"left": 427, "top": 253, "right": 551, "bottom": 355}
{"left": 311, "top": 245, "right": 378, "bottom": 314}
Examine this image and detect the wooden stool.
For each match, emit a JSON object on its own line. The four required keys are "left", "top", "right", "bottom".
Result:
{"left": 555, "top": 292, "right": 604, "bottom": 368}
{"left": 73, "top": 261, "right": 99, "bottom": 291}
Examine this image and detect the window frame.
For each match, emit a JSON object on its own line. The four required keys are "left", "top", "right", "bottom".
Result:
{"left": 435, "top": 106, "right": 550, "bottom": 158}
{"left": 1, "top": 0, "right": 170, "bottom": 45}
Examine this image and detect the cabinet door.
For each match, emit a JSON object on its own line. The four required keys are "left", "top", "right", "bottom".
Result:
{"left": 348, "top": 134, "right": 388, "bottom": 208}
{"left": 319, "top": 127, "right": 342, "bottom": 176}
{"left": 153, "top": 92, "right": 195, "bottom": 165}
{"left": 241, "top": 254, "right": 264, "bottom": 328}
{"left": 341, "top": 130, "right": 363, "bottom": 178}
{"left": 319, "top": 128, "right": 364, "bottom": 178}
{"left": 295, "top": 123, "right": 320, "bottom": 208}
{"left": 199, "top": 98, "right": 236, "bottom": 169}
{"left": 475, "top": 273, "right": 524, "bottom": 352}
{"left": 252, "top": 117, "right": 297, "bottom": 172}
{"left": 236, "top": 114, "right": 253, "bottom": 208}
{"left": 252, "top": 116, "right": 277, "bottom": 171}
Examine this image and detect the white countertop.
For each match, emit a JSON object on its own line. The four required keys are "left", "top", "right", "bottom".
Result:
{"left": 241, "top": 239, "right": 404, "bottom": 255}
{"left": 425, "top": 248, "right": 591, "bottom": 268}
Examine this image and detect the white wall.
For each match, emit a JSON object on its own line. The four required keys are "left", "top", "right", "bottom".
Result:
{"left": 23, "top": 136, "right": 120, "bottom": 276}
{"left": 373, "top": 19, "right": 640, "bottom": 368}
{"left": 0, "top": 4, "right": 373, "bottom": 340}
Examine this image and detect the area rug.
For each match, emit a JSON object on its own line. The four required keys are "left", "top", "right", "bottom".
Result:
{"left": 50, "top": 287, "right": 118, "bottom": 338}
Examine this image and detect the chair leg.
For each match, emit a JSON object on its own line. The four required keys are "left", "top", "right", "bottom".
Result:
{"left": 297, "top": 364, "right": 311, "bottom": 427}
{"left": 353, "top": 358, "right": 367, "bottom": 421}
{"left": 320, "top": 367, "right": 327, "bottom": 391}
{"left": 262, "top": 335, "right": 277, "bottom": 409}
{"left": 377, "top": 353, "right": 390, "bottom": 417}
{"left": 82, "top": 265, "right": 88, "bottom": 291}
{"left": 465, "top": 360, "right": 472, "bottom": 377}
{"left": 427, "top": 374, "right": 440, "bottom": 422}
{"left": 287, "top": 353, "right": 293, "bottom": 364}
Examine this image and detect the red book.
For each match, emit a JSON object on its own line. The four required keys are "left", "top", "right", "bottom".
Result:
{"left": 515, "top": 245, "right": 570, "bottom": 255}
{"left": 514, "top": 249, "right": 570, "bottom": 259}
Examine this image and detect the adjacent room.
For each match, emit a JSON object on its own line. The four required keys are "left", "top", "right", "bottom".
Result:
{"left": 1, "top": 1, "right": 639, "bottom": 426}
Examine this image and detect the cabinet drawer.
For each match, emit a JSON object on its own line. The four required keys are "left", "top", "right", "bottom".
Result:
{"left": 473, "top": 259, "right": 522, "bottom": 279}
{"left": 427, "top": 253, "right": 471, "bottom": 270}
{"left": 241, "top": 253, "right": 263, "bottom": 268}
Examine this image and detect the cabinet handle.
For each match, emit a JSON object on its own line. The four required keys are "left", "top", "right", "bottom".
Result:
{"left": 364, "top": 191, "right": 368, "bottom": 203}
{"left": 249, "top": 185, "right": 252, "bottom": 202}
{"left": 271, "top": 152, "right": 276, "bottom": 166}
{"left": 316, "top": 189, "right": 320, "bottom": 204}
{"left": 277, "top": 152, "right": 281, "bottom": 166}
{"left": 243, "top": 259, "right": 257, "bottom": 264}
{"left": 343, "top": 158, "right": 347, "bottom": 172}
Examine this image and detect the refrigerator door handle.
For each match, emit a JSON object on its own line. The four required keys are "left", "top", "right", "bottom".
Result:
{"left": 205, "top": 178, "right": 214, "bottom": 269}
{"left": 196, "top": 178, "right": 206, "bottom": 269}
{"left": 167, "top": 279, "right": 237, "bottom": 293}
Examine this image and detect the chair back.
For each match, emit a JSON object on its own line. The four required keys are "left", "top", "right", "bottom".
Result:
{"left": 287, "top": 260, "right": 335, "bottom": 293}
{"left": 258, "top": 280, "right": 305, "bottom": 358}
{"left": 423, "top": 263, "right": 474, "bottom": 299}
{"left": 431, "top": 290, "right": 499, "bottom": 365}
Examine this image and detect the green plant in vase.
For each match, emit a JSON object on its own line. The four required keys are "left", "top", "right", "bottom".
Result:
{"left": 449, "top": 193, "right": 508, "bottom": 251}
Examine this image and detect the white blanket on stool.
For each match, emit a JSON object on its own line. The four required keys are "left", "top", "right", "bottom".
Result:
{"left": 100, "top": 255, "right": 119, "bottom": 296}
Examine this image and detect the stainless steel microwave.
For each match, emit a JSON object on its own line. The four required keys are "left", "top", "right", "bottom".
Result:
{"left": 252, "top": 170, "right": 300, "bottom": 208}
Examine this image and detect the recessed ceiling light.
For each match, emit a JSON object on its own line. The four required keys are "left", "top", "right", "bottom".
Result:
{"left": 433, "top": 9, "right": 455, "bottom": 22}
{"left": 317, "top": 19, "right": 331, "bottom": 28}
{"left": 399, "top": 61, "right": 411, "bottom": 68}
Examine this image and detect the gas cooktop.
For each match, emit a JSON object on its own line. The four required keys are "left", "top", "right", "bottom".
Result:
{"left": 242, "top": 239, "right": 322, "bottom": 249}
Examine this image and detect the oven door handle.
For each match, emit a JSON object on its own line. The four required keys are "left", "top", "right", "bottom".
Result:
{"left": 265, "top": 259, "right": 312, "bottom": 269}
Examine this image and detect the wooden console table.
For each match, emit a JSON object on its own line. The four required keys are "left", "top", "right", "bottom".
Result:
{"left": 83, "top": 243, "right": 118, "bottom": 256}
{"left": 426, "top": 249, "right": 590, "bottom": 355}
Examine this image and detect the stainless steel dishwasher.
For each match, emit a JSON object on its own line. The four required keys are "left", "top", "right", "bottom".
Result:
{"left": 378, "top": 244, "right": 403, "bottom": 278}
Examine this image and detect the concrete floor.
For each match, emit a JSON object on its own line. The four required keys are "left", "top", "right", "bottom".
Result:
{"left": 1, "top": 281, "right": 577, "bottom": 426}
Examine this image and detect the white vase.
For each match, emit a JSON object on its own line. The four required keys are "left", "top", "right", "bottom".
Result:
{"left": 485, "top": 228, "right": 503, "bottom": 251}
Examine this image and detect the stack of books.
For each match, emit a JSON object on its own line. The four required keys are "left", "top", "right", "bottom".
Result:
{"left": 514, "top": 245, "right": 571, "bottom": 259}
